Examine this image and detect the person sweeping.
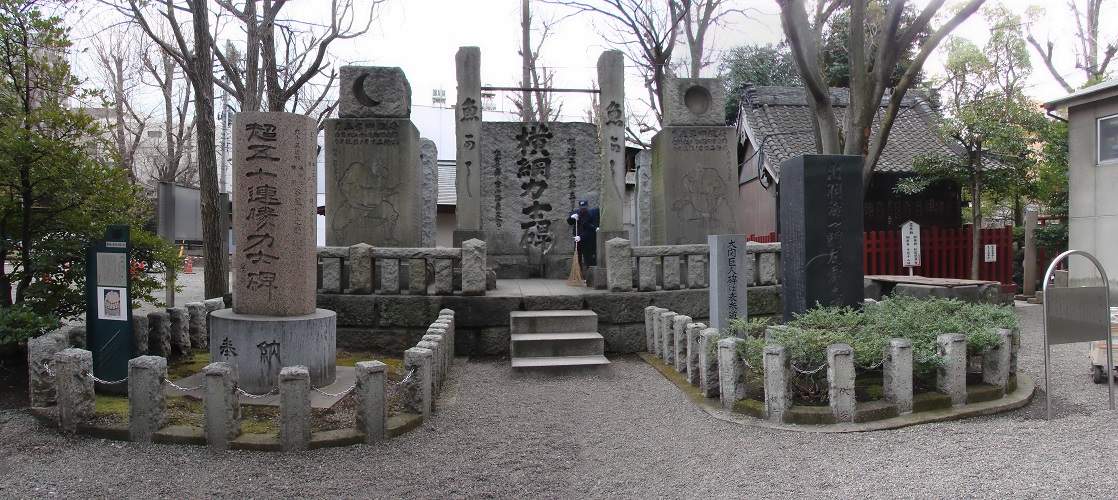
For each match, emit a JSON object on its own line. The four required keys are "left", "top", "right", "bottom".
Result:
{"left": 567, "top": 198, "right": 600, "bottom": 285}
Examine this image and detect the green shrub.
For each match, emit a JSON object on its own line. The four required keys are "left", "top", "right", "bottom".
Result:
{"left": 0, "top": 303, "right": 61, "bottom": 348}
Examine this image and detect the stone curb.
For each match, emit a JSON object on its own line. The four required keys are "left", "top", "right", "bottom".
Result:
{"left": 638, "top": 352, "right": 1036, "bottom": 433}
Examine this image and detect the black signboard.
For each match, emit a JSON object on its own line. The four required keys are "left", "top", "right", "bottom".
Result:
{"left": 85, "top": 225, "right": 132, "bottom": 393}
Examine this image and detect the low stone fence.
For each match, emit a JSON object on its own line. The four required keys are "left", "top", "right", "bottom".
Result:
{"left": 604, "top": 239, "right": 781, "bottom": 292}
{"left": 25, "top": 310, "right": 457, "bottom": 451}
{"left": 318, "top": 240, "right": 487, "bottom": 296}
{"left": 645, "top": 305, "right": 1017, "bottom": 425}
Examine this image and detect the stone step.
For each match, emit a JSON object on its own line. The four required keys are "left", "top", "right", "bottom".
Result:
{"left": 509, "top": 310, "right": 598, "bottom": 335}
{"left": 510, "top": 332, "right": 604, "bottom": 358}
{"left": 510, "top": 355, "right": 611, "bottom": 376}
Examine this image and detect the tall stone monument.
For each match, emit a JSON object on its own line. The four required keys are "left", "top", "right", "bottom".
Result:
{"left": 420, "top": 138, "right": 439, "bottom": 248}
{"left": 779, "top": 155, "right": 864, "bottom": 321}
{"left": 650, "top": 77, "right": 739, "bottom": 244}
{"left": 709, "top": 234, "right": 747, "bottom": 333}
{"left": 480, "top": 122, "right": 601, "bottom": 278}
{"left": 325, "top": 66, "right": 422, "bottom": 247}
{"left": 454, "top": 47, "right": 485, "bottom": 246}
{"left": 595, "top": 51, "right": 629, "bottom": 282}
{"left": 210, "top": 111, "right": 337, "bottom": 394}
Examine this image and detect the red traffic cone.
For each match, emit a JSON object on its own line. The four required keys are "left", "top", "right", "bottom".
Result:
{"left": 184, "top": 257, "right": 195, "bottom": 274}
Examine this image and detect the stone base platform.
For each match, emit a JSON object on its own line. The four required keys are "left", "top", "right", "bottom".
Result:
{"left": 209, "top": 309, "right": 337, "bottom": 394}
{"left": 318, "top": 279, "right": 784, "bottom": 356}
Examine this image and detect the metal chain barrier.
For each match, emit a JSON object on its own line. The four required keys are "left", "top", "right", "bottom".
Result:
{"left": 789, "top": 363, "right": 827, "bottom": 376}
{"left": 313, "top": 383, "right": 356, "bottom": 398}
{"left": 237, "top": 388, "right": 276, "bottom": 399}
{"left": 42, "top": 361, "right": 54, "bottom": 378}
{"left": 855, "top": 360, "right": 886, "bottom": 371}
{"left": 165, "top": 378, "right": 203, "bottom": 392}
{"left": 739, "top": 354, "right": 760, "bottom": 372}
{"left": 87, "top": 372, "right": 128, "bottom": 385}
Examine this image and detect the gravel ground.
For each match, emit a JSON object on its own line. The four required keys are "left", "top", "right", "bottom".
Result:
{"left": 3, "top": 293, "right": 1118, "bottom": 497}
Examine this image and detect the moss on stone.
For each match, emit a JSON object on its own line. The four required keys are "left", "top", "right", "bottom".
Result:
{"left": 167, "top": 350, "right": 210, "bottom": 381}
{"left": 732, "top": 398, "right": 765, "bottom": 418}
{"left": 94, "top": 394, "right": 129, "bottom": 423}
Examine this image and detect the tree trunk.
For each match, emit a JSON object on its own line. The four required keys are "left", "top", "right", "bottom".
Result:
{"left": 971, "top": 156, "right": 982, "bottom": 280}
{"left": 190, "top": 0, "right": 225, "bottom": 300}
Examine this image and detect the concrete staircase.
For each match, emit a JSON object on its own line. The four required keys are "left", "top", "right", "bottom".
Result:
{"left": 509, "top": 310, "right": 610, "bottom": 375}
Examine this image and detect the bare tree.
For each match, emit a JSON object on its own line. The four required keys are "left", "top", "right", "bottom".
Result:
{"left": 778, "top": 0, "right": 985, "bottom": 190}
{"left": 88, "top": 27, "right": 148, "bottom": 182}
{"left": 140, "top": 39, "right": 198, "bottom": 187}
{"left": 116, "top": 0, "right": 223, "bottom": 299}
{"left": 1026, "top": 0, "right": 1116, "bottom": 92}
{"left": 510, "top": 9, "right": 564, "bottom": 122}
{"left": 545, "top": 0, "right": 690, "bottom": 126}
{"left": 681, "top": 0, "right": 755, "bottom": 78}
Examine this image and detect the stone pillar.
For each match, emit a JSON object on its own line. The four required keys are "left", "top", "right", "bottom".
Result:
{"left": 717, "top": 337, "right": 747, "bottom": 409}
{"left": 779, "top": 155, "right": 864, "bottom": 320}
{"left": 758, "top": 251, "right": 779, "bottom": 285}
{"left": 643, "top": 306, "right": 662, "bottom": 354}
{"left": 425, "top": 330, "right": 448, "bottom": 390}
{"left": 699, "top": 328, "right": 720, "bottom": 398}
{"left": 636, "top": 149, "right": 652, "bottom": 246}
{"left": 279, "top": 366, "right": 311, "bottom": 452}
{"left": 983, "top": 328, "right": 1013, "bottom": 396}
{"left": 321, "top": 257, "right": 342, "bottom": 293}
{"left": 454, "top": 47, "right": 483, "bottom": 242}
{"left": 420, "top": 138, "right": 438, "bottom": 248}
{"left": 131, "top": 314, "right": 149, "bottom": 357}
{"left": 381, "top": 258, "right": 401, "bottom": 294}
{"left": 417, "top": 339, "right": 441, "bottom": 399}
{"left": 1023, "top": 208, "right": 1038, "bottom": 296}
{"left": 203, "top": 362, "right": 241, "bottom": 450}
{"left": 128, "top": 356, "right": 167, "bottom": 443}
{"left": 54, "top": 348, "right": 94, "bottom": 432}
{"left": 672, "top": 315, "right": 691, "bottom": 373}
{"left": 638, "top": 256, "right": 658, "bottom": 291}
{"left": 827, "top": 344, "right": 855, "bottom": 423}
{"left": 434, "top": 316, "right": 455, "bottom": 360}
{"left": 461, "top": 239, "right": 486, "bottom": 295}
{"left": 167, "top": 306, "right": 189, "bottom": 354}
{"left": 763, "top": 344, "right": 791, "bottom": 423}
{"left": 203, "top": 297, "right": 225, "bottom": 314}
{"left": 408, "top": 258, "right": 427, "bottom": 295}
{"left": 686, "top": 322, "right": 707, "bottom": 386}
{"left": 147, "top": 311, "right": 171, "bottom": 358}
{"left": 597, "top": 50, "right": 626, "bottom": 233}
{"left": 687, "top": 254, "right": 707, "bottom": 288}
{"left": 28, "top": 332, "right": 68, "bottom": 407}
{"left": 883, "top": 339, "right": 914, "bottom": 414}
{"left": 349, "top": 243, "right": 374, "bottom": 294}
{"left": 709, "top": 234, "right": 747, "bottom": 333}
{"left": 403, "top": 347, "right": 433, "bottom": 419}
{"left": 663, "top": 255, "right": 681, "bottom": 291}
{"left": 658, "top": 310, "right": 677, "bottom": 361}
{"left": 937, "top": 333, "right": 967, "bottom": 407}
{"left": 67, "top": 325, "right": 85, "bottom": 349}
{"left": 185, "top": 302, "right": 207, "bottom": 348}
{"left": 355, "top": 360, "right": 387, "bottom": 442}
{"left": 606, "top": 238, "right": 633, "bottom": 292}
{"left": 434, "top": 258, "right": 454, "bottom": 295}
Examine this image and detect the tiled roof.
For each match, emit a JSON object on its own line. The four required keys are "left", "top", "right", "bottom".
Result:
{"left": 739, "top": 86, "right": 964, "bottom": 177}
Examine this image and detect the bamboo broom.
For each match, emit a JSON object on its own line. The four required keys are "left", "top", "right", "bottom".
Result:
{"left": 567, "top": 219, "right": 584, "bottom": 286}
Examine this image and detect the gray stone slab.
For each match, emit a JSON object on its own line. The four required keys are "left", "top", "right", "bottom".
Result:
{"left": 672, "top": 314, "right": 691, "bottom": 373}
{"left": 321, "top": 257, "right": 342, "bottom": 293}
{"left": 461, "top": 239, "right": 486, "bottom": 295}
{"left": 636, "top": 149, "right": 652, "bottom": 246}
{"left": 325, "top": 118, "right": 423, "bottom": 247}
{"left": 185, "top": 302, "right": 207, "bottom": 348}
{"left": 380, "top": 258, "right": 401, "bottom": 294}
{"left": 718, "top": 337, "right": 747, "bottom": 409}
{"left": 686, "top": 322, "right": 707, "bottom": 386}
{"left": 606, "top": 238, "right": 633, "bottom": 292}
{"left": 27, "top": 332, "right": 67, "bottom": 407}
{"left": 662, "top": 76, "right": 726, "bottom": 126}
{"left": 763, "top": 344, "right": 791, "bottom": 423}
{"left": 132, "top": 314, "right": 149, "bottom": 357}
{"left": 686, "top": 254, "right": 707, "bottom": 288}
{"left": 168, "top": 306, "right": 189, "bottom": 354}
{"left": 638, "top": 256, "right": 658, "bottom": 291}
{"left": 709, "top": 234, "right": 747, "bottom": 334}
{"left": 349, "top": 243, "right": 373, "bottom": 293}
{"left": 408, "top": 258, "right": 428, "bottom": 295}
{"left": 434, "top": 258, "right": 455, "bottom": 295}
{"left": 827, "top": 344, "right": 855, "bottom": 423}
{"left": 128, "top": 356, "right": 167, "bottom": 443}
{"left": 279, "top": 366, "right": 311, "bottom": 452}
{"left": 355, "top": 361, "right": 387, "bottom": 442}
{"left": 203, "top": 362, "right": 241, "bottom": 450}
{"left": 663, "top": 255, "right": 681, "bottom": 290}
{"left": 54, "top": 348, "right": 94, "bottom": 432}
{"left": 421, "top": 138, "right": 438, "bottom": 247}
{"left": 937, "top": 333, "right": 967, "bottom": 406}
{"left": 231, "top": 111, "right": 318, "bottom": 316}
{"left": 983, "top": 328, "right": 1013, "bottom": 396}
{"left": 650, "top": 127, "right": 738, "bottom": 244}
{"left": 598, "top": 50, "right": 626, "bottom": 232}
{"left": 455, "top": 47, "right": 482, "bottom": 231}
{"left": 884, "top": 338, "right": 914, "bottom": 414}
{"left": 147, "top": 311, "right": 171, "bottom": 358}
{"left": 630, "top": 244, "right": 710, "bottom": 257}
{"left": 403, "top": 347, "right": 433, "bottom": 418}
{"left": 338, "top": 66, "right": 411, "bottom": 119}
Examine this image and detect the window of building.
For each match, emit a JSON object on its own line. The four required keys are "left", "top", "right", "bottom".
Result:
{"left": 1098, "top": 113, "right": 1118, "bottom": 163}
{"left": 147, "top": 130, "right": 163, "bottom": 138}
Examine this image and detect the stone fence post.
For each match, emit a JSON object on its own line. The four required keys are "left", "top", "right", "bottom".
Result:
{"left": 417, "top": 339, "right": 441, "bottom": 401}
{"left": 672, "top": 315, "right": 691, "bottom": 373}
{"left": 937, "top": 333, "right": 967, "bottom": 407}
{"left": 644, "top": 306, "right": 662, "bottom": 355}
{"left": 763, "top": 344, "right": 791, "bottom": 423}
{"left": 699, "top": 328, "right": 720, "bottom": 398}
{"left": 279, "top": 366, "right": 311, "bottom": 452}
{"left": 185, "top": 301, "right": 207, "bottom": 348}
{"left": 128, "top": 356, "right": 167, "bottom": 443}
{"left": 827, "top": 344, "right": 855, "bottom": 423}
{"left": 717, "top": 337, "right": 747, "bottom": 409}
{"left": 686, "top": 322, "right": 707, "bottom": 386}
{"left": 148, "top": 310, "right": 172, "bottom": 358}
{"left": 461, "top": 239, "right": 486, "bottom": 295}
{"left": 53, "top": 348, "right": 94, "bottom": 432}
{"left": 403, "top": 347, "right": 433, "bottom": 419}
{"left": 658, "top": 310, "right": 677, "bottom": 362}
{"left": 203, "top": 362, "right": 241, "bottom": 450}
{"left": 883, "top": 339, "right": 914, "bottom": 415}
{"left": 606, "top": 238, "right": 633, "bottom": 292}
{"left": 355, "top": 361, "right": 388, "bottom": 442}
{"left": 28, "top": 331, "right": 67, "bottom": 408}
{"left": 983, "top": 328, "right": 1013, "bottom": 396}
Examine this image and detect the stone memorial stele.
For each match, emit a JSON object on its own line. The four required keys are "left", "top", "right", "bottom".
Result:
{"left": 210, "top": 111, "right": 336, "bottom": 394}
{"left": 454, "top": 47, "right": 484, "bottom": 245}
{"left": 709, "top": 234, "right": 747, "bottom": 333}
{"left": 480, "top": 122, "right": 600, "bottom": 278}
{"left": 325, "top": 66, "right": 422, "bottom": 247}
{"left": 650, "top": 76, "right": 739, "bottom": 244}
{"left": 779, "top": 154, "right": 864, "bottom": 321}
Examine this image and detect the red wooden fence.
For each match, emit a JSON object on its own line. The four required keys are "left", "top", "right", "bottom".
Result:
{"left": 747, "top": 226, "right": 1014, "bottom": 285}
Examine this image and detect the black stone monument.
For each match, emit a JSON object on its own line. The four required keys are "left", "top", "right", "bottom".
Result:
{"left": 779, "top": 155, "right": 864, "bottom": 321}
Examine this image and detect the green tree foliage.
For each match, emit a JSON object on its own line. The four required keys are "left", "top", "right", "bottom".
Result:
{"left": 718, "top": 43, "right": 800, "bottom": 123}
{"left": 820, "top": 1, "right": 928, "bottom": 88}
{"left": 0, "top": 0, "right": 176, "bottom": 339}
{"left": 898, "top": 3, "right": 1045, "bottom": 279}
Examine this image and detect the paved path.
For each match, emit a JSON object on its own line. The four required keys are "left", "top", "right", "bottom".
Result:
{"left": 2, "top": 302, "right": 1118, "bottom": 497}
